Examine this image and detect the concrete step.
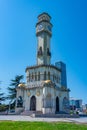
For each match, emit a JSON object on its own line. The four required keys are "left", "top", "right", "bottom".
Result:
{"left": 55, "top": 111, "right": 68, "bottom": 114}
{"left": 21, "top": 110, "right": 79, "bottom": 118}
{"left": 34, "top": 113, "right": 79, "bottom": 118}
{"left": 21, "top": 110, "right": 42, "bottom": 116}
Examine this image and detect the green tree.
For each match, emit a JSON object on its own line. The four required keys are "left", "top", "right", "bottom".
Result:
{"left": 7, "top": 75, "right": 24, "bottom": 102}
{"left": 0, "top": 82, "right": 5, "bottom": 104}
{"left": 0, "top": 92, "right": 5, "bottom": 104}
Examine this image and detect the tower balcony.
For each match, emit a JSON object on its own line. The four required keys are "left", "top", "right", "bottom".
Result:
{"left": 37, "top": 51, "right": 51, "bottom": 57}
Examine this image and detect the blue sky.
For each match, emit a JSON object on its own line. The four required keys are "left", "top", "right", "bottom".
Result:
{"left": 0, "top": 0, "right": 87, "bottom": 104}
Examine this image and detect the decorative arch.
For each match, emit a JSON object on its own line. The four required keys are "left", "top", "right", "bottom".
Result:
{"left": 46, "top": 93, "right": 51, "bottom": 107}
{"left": 30, "top": 96, "right": 36, "bottom": 111}
{"left": 63, "top": 97, "right": 69, "bottom": 110}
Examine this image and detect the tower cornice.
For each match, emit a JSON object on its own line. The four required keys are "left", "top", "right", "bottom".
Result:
{"left": 25, "top": 64, "right": 61, "bottom": 72}
{"left": 36, "top": 30, "right": 52, "bottom": 37}
{"left": 38, "top": 12, "right": 51, "bottom": 19}
{"left": 36, "top": 20, "right": 53, "bottom": 27}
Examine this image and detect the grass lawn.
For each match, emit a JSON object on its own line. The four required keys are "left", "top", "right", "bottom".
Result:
{"left": 0, "top": 121, "right": 87, "bottom": 130}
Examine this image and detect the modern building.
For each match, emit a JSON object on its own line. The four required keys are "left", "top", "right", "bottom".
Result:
{"left": 70, "top": 98, "right": 82, "bottom": 111}
{"left": 82, "top": 104, "right": 87, "bottom": 113}
{"left": 16, "top": 12, "right": 70, "bottom": 114}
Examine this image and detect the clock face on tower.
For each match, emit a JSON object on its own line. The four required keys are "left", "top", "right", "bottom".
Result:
{"left": 38, "top": 24, "right": 43, "bottom": 30}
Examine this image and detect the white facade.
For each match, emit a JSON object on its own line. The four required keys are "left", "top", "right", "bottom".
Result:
{"left": 16, "top": 12, "right": 70, "bottom": 114}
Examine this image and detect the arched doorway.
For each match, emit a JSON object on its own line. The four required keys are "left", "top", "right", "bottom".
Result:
{"left": 56, "top": 97, "right": 59, "bottom": 112}
{"left": 30, "top": 96, "right": 36, "bottom": 111}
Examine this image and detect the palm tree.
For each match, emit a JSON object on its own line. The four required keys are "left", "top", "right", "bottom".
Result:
{"left": 10, "top": 75, "right": 24, "bottom": 88}
{"left": 7, "top": 75, "right": 24, "bottom": 108}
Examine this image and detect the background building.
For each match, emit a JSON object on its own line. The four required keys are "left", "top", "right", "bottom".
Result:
{"left": 70, "top": 97, "right": 82, "bottom": 111}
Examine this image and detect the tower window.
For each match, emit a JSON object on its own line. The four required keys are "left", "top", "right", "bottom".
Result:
{"left": 55, "top": 76, "right": 56, "bottom": 81}
{"left": 28, "top": 73, "right": 30, "bottom": 82}
{"left": 44, "top": 71, "right": 46, "bottom": 80}
{"left": 57, "top": 77, "right": 59, "bottom": 83}
{"left": 29, "top": 73, "right": 31, "bottom": 82}
{"left": 27, "top": 76, "right": 29, "bottom": 82}
{"left": 53, "top": 75, "right": 54, "bottom": 81}
{"left": 47, "top": 48, "right": 51, "bottom": 56}
{"left": 48, "top": 72, "right": 50, "bottom": 80}
{"left": 35, "top": 72, "right": 37, "bottom": 81}
{"left": 32, "top": 73, "right": 34, "bottom": 80}
{"left": 38, "top": 72, "right": 40, "bottom": 81}
{"left": 38, "top": 46, "right": 43, "bottom": 56}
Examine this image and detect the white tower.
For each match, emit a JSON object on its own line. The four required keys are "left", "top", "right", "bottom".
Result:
{"left": 36, "top": 13, "right": 52, "bottom": 65}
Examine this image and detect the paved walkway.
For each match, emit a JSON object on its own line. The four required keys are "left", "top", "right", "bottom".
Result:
{"left": 0, "top": 115, "right": 87, "bottom": 124}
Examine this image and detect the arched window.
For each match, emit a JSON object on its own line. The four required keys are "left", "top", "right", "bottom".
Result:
{"left": 56, "top": 96, "right": 59, "bottom": 112}
{"left": 35, "top": 72, "right": 37, "bottom": 81}
{"left": 44, "top": 71, "right": 46, "bottom": 80}
{"left": 38, "top": 46, "right": 42, "bottom": 55}
{"left": 38, "top": 71, "right": 40, "bottom": 81}
{"left": 40, "top": 46, "right": 42, "bottom": 51}
{"left": 57, "top": 77, "right": 59, "bottom": 83}
{"left": 32, "top": 72, "right": 33, "bottom": 80}
{"left": 48, "top": 72, "right": 50, "bottom": 80}
{"left": 30, "top": 74, "right": 32, "bottom": 81}
{"left": 55, "top": 76, "right": 56, "bottom": 81}
{"left": 47, "top": 48, "right": 51, "bottom": 56}
{"left": 53, "top": 75, "right": 54, "bottom": 81}
{"left": 47, "top": 48, "right": 49, "bottom": 54}
{"left": 59, "top": 77, "right": 61, "bottom": 84}
{"left": 27, "top": 76, "right": 29, "bottom": 82}
{"left": 28, "top": 73, "right": 30, "bottom": 82}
